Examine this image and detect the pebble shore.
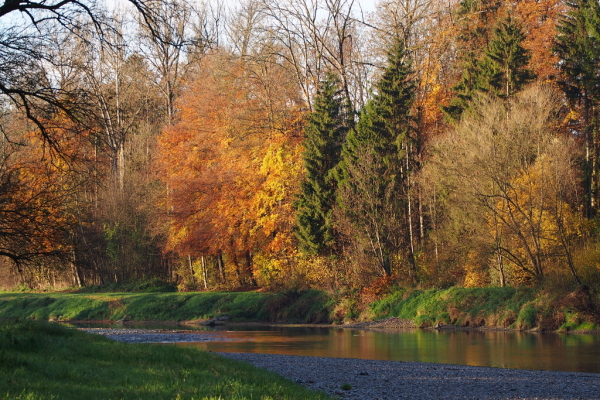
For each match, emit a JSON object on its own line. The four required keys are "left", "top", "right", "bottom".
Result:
{"left": 220, "top": 352, "right": 600, "bottom": 400}
{"left": 83, "top": 328, "right": 600, "bottom": 400}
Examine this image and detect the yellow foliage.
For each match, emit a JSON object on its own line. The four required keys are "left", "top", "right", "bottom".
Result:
{"left": 463, "top": 252, "right": 490, "bottom": 288}
{"left": 488, "top": 152, "right": 584, "bottom": 282}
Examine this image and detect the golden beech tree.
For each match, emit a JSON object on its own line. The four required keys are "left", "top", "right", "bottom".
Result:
{"left": 157, "top": 50, "right": 304, "bottom": 289}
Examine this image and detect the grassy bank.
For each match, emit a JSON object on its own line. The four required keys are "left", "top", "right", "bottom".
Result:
{"left": 367, "top": 286, "right": 600, "bottom": 332}
{"left": 0, "top": 320, "right": 330, "bottom": 400}
{"left": 0, "top": 290, "right": 332, "bottom": 324}
{"left": 1, "top": 286, "right": 598, "bottom": 332}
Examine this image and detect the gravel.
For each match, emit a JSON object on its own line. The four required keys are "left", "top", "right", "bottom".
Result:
{"left": 80, "top": 328, "right": 235, "bottom": 344}
{"left": 83, "top": 328, "right": 600, "bottom": 400}
{"left": 220, "top": 352, "right": 600, "bottom": 400}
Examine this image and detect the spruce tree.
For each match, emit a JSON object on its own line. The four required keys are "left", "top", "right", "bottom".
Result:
{"left": 555, "top": 0, "right": 600, "bottom": 216}
{"left": 295, "top": 72, "right": 348, "bottom": 255}
{"left": 444, "top": 15, "right": 534, "bottom": 120}
{"left": 336, "top": 37, "right": 416, "bottom": 277}
{"left": 479, "top": 16, "right": 535, "bottom": 98}
{"left": 442, "top": 0, "right": 502, "bottom": 121}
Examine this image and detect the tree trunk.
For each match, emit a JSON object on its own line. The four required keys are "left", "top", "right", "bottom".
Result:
{"left": 245, "top": 250, "right": 257, "bottom": 287}
{"left": 201, "top": 255, "right": 208, "bottom": 290}
{"left": 216, "top": 251, "right": 225, "bottom": 283}
{"left": 188, "top": 254, "right": 196, "bottom": 286}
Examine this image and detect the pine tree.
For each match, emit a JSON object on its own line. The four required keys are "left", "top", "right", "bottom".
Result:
{"left": 444, "top": 15, "right": 534, "bottom": 120}
{"left": 479, "top": 16, "right": 535, "bottom": 98}
{"left": 336, "top": 37, "right": 416, "bottom": 278}
{"left": 555, "top": 0, "right": 600, "bottom": 216}
{"left": 442, "top": 0, "right": 503, "bottom": 122}
{"left": 295, "top": 72, "right": 348, "bottom": 255}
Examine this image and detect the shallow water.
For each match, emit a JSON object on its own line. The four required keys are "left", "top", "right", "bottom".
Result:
{"left": 70, "top": 323, "right": 600, "bottom": 373}
{"left": 179, "top": 326, "right": 600, "bottom": 373}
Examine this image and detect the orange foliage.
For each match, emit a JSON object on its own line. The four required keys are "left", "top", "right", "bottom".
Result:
{"left": 157, "top": 51, "right": 305, "bottom": 284}
{"left": 515, "top": 0, "right": 565, "bottom": 82}
{"left": 0, "top": 114, "right": 96, "bottom": 262}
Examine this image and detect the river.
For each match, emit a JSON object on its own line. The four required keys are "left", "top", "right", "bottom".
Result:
{"left": 74, "top": 322, "right": 600, "bottom": 374}
{"left": 175, "top": 325, "right": 600, "bottom": 373}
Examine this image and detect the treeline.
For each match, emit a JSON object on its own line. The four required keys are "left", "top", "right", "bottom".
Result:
{"left": 2, "top": 0, "right": 600, "bottom": 293}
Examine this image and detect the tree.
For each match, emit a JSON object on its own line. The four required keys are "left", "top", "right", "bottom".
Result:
{"left": 336, "top": 37, "right": 416, "bottom": 278}
{"left": 295, "top": 72, "right": 348, "bottom": 255}
{"left": 478, "top": 16, "right": 535, "bottom": 98}
{"left": 442, "top": 0, "right": 503, "bottom": 121}
{"left": 426, "top": 85, "right": 584, "bottom": 286}
{"left": 137, "top": 0, "right": 218, "bottom": 126}
{"left": 0, "top": 111, "right": 98, "bottom": 287}
{"left": 555, "top": 0, "right": 600, "bottom": 216}
{"left": 444, "top": 14, "right": 534, "bottom": 120}
{"left": 0, "top": 0, "right": 160, "bottom": 146}
{"left": 259, "top": 0, "right": 366, "bottom": 113}
{"left": 157, "top": 51, "right": 304, "bottom": 289}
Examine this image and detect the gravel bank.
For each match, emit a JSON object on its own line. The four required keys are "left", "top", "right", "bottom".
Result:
{"left": 80, "top": 328, "right": 235, "bottom": 343}
{"left": 219, "top": 352, "right": 600, "bottom": 400}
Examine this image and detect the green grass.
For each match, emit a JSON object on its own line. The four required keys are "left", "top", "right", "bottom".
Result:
{"left": 1, "top": 286, "right": 598, "bottom": 332}
{"left": 0, "top": 291, "right": 333, "bottom": 324}
{"left": 0, "top": 320, "right": 330, "bottom": 400}
{"left": 367, "top": 286, "right": 592, "bottom": 331}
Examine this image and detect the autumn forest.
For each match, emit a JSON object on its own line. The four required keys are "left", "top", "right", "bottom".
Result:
{"left": 2, "top": 0, "right": 600, "bottom": 295}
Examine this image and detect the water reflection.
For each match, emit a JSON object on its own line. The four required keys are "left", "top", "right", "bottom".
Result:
{"left": 177, "top": 327, "right": 600, "bottom": 374}
{"left": 66, "top": 322, "right": 600, "bottom": 373}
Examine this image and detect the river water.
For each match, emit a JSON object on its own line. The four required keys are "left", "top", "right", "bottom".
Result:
{"left": 73, "top": 323, "right": 600, "bottom": 373}
{"left": 180, "top": 325, "right": 600, "bottom": 374}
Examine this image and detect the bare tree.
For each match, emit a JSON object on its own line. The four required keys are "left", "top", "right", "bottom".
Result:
{"left": 426, "top": 84, "right": 583, "bottom": 285}
{"left": 258, "top": 0, "right": 369, "bottom": 112}
{"left": 136, "top": 0, "right": 220, "bottom": 126}
{"left": 0, "top": 0, "right": 164, "bottom": 146}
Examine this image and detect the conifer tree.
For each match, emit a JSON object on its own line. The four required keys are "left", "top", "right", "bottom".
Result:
{"left": 442, "top": 0, "right": 502, "bottom": 121}
{"left": 555, "top": 0, "right": 600, "bottom": 216}
{"left": 444, "top": 15, "right": 534, "bottom": 120}
{"left": 295, "top": 72, "right": 348, "bottom": 255}
{"left": 336, "top": 37, "right": 416, "bottom": 278}
{"left": 479, "top": 16, "right": 535, "bottom": 98}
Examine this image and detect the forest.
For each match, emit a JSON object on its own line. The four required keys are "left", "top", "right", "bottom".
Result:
{"left": 1, "top": 0, "right": 600, "bottom": 296}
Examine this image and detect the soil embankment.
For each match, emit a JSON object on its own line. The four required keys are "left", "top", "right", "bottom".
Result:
{"left": 1, "top": 286, "right": 599, "bottom": 333}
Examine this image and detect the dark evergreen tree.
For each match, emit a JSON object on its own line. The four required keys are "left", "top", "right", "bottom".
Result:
{"left": 295, "top": 72, "right": 348, "bottom": 255}
{"left": 479, "top": 16, "right": 535, "bottom": 98}
{"left": 555, "top": 0, "right": 600, "bottom": 216}
{"left": 442, "top": 0, "right": 502, "bottom": 121}
{"left": 444, "top": 15, "right": 534, "bottom": 120}
{"left": 336, "top": 38, "right": 417, "bottom": 278}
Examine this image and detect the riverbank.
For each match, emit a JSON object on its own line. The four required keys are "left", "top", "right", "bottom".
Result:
{"left": 0, "top": 321, "right": 329, "bottom": 400}
{"left": 1, "top": 286, "right": 598, "bottom": 333}
{"left": 221, "top": 352, "right": 600, "bottom": 400}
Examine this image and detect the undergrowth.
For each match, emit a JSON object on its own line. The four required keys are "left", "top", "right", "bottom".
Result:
{"left": 368, "top": 286, "right": 599, "bottom": 331}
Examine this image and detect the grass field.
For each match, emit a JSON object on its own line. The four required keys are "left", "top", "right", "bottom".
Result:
{"left": 0, "top": 320, "right": 331, "bottom": 400}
